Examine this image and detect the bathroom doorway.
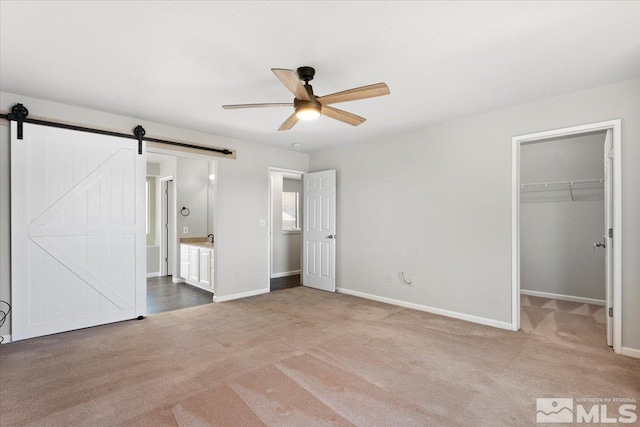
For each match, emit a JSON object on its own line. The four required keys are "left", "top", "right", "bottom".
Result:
{"left": 146, "top": 151, "right": 217, "bottom": 314}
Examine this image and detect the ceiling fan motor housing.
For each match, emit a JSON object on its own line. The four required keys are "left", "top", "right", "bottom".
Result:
{"left": 294, "top": 98, "right": 321, "bottom": 116}
{"left": 297, "top": 66, "right": 316, "bottom": 83}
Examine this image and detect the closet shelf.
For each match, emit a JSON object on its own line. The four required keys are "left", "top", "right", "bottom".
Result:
{"left": 520, "top": 179, "right": 604, "bottom": 203}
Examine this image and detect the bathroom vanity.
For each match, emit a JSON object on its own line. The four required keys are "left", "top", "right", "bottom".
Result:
{"left": 180, "top": 238, "right": 214, "bottom": 293}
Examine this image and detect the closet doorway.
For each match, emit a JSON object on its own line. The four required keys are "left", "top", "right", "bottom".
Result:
{"left": 511, "top": 120, "right": 622, "bottom": 354}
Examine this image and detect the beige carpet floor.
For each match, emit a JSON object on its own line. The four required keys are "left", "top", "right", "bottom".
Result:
{"left": 1, "top": 288, "right": 638, "bottom": 426}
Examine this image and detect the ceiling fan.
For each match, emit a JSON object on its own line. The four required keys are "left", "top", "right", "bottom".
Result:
{"left": 222, "top": 66, "right": 390, "bottom": 131}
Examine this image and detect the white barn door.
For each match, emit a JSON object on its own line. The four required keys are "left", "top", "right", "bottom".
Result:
{"left": 11, "top": 122, "right": 146, "bottom": 341}
{"left": 302, "top": 170, "right": 336, "bottom": 292}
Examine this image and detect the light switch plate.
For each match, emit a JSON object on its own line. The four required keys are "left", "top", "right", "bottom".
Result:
{"left": 183, "top": 227, "right": 189, "bottom": 234}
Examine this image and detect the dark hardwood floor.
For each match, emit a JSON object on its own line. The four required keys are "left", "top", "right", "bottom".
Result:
{"left": 270, "top": 274, "right": 301, "bottom": 292}
{"left": 147, "top": 276, "right": 213, "bottom": 315}
{"left": 147, "top": 274, "right": 299, "bottom": 314}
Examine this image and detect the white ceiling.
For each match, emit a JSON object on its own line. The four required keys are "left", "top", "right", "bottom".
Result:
{"left": 1, "top": 2, "right": 639, "bottom": 153}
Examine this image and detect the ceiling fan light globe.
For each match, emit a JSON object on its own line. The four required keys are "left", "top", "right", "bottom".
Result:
{"left": 295, "top": 107, "right": 321, "bottom": 120}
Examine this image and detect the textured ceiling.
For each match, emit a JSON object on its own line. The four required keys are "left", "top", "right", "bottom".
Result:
{"left": 1, "top": 1, "right": 639, "bottom": 152}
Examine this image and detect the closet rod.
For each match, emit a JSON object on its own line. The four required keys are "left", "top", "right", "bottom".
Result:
{"left": 521, "top": 179, "right": 604, "bottom": 189}
{"left": 0, "top": 103, "right": 234, "bottom": 157}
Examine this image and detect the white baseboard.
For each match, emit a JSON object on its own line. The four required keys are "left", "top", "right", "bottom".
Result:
{"left": 146, "top": 272, "right": 162, "bottom": 278}
{"left": 621, "top": 347, "right": 640, "bottom": 359}
{"left": 336, "top": 287, "right": 513, "bottom": 331}
{"left": 172, "top": 277, "right": 184, "bottom": 283}
{"left": 213, "top": 288, "right": 269, "bottom": 303}
{"left": 270, "top": 270, "right": 301, "bottom": 279}
{"left": 0, "top": 334, "right": 11, "bottom": 344}
{"left": 520, "top": 289, "right": 605, "bottom": 306}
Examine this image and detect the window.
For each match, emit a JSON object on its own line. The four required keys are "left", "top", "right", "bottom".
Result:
{"left": 282, "top": 191, "right": 300, "bottom": 232}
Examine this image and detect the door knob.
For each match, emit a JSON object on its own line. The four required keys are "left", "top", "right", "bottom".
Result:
{"left": 593, "top": 241, "right": 606, "bottom": 250}
{"left": 327, "top": 234, "right": 335, "bottom": 239}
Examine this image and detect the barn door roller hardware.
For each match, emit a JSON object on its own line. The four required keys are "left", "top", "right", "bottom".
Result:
{"left": 133, "top": 125, "right": 145, "bottom": 155}
{"left": 6, "top": 103, "right": 29, "bottom": 140}
{"left": 0, "top": 103, "right": 235, "bottom": 157}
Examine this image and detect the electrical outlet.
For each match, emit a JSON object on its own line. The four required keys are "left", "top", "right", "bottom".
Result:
{"left": 386, "top": 274, "right": 393, "bottom": 284}
{"left": 259, "top": 219, "right": 266, "bottom": 227}
{"left": 183, "top": 227, "right": 189, "bottom": 234}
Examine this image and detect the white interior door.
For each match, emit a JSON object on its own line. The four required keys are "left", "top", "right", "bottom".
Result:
{"left": 302, "top": 170, "right": 336, "bottom": 292}
{"left": 11, "top": 122, "right": 146, "bottom": 341}
{"left": 604, "top": 129, "right": 613, "bottom": 347}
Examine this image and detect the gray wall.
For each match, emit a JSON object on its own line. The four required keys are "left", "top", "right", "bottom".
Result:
{"left": 146, "top": 163, "right": 160, "bottom": 275}
{"left": 177, "top": 157, "right": 210, "bottom": 240}
{"left": 0, "top": 91, "right": 309, "bottom": 338}
{"left": 146, "top": 176, "right": 157, "bottom": 246}
{"left": 146, "top": 162, "right": 160, "bottom": 176}
{"left": 146, "top": 246, "right": 160, "bottom": 275}
{"left": 521, "top": 201, "right": 605, "bottom": 301}
{"left": 309, "top": 78, "right": 640, "bottom": 351}
{"left": 520, "top": 133, "right": 606, "bottom": 301}
{"left": 520, "top": 133, "right": 605, "bottom": 183}
{"left": 270, "top": 173, "right": 302, "bottom": 276}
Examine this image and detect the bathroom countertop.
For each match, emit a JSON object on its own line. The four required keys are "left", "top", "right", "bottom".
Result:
{"left": 180, "top": 237, "right": 214, "bottom": 249}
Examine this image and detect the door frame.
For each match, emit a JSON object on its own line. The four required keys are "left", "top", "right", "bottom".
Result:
{"left": 267, "top": 167, "right": 305, "bottom": 292}
{"left": 159, "top": 175, "right": 174, "bottom": 276}
{"left": 511, "top": 119, "right": 622, "bottom": 354}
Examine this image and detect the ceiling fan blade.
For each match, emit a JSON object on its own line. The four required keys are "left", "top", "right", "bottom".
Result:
{"left": 271, "top": 68, "right": 311, "bottom": 101}
{"left": 278, "top": 113, "right": 299, "bottom": 131}
{"left": 317, "top": 83, "right": 390, "bottom": 105}
{"left": 222, "top": 103, "right": 293, "bottom": 109}
{"left": 321, "top": 106, "right": 366, "bottom": 126}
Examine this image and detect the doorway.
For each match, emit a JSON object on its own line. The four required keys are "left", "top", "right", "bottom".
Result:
{"left": 512, "top": 120, "right": 622, "bottom": 354}
{"left": 160, "top": 177, "right": 174, "bottom": 277}
{"left": 269, "top": 168, "right": 304, "bottom": 292}
{"left": 146, "top": 150, "right": 217, "bottom": 314}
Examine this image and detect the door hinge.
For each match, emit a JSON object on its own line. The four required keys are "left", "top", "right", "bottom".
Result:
{"left": 608, "top": 149, "right": 614, "bottom": 159}
{"left": 609, "top": 228, "right": 613, "bottom": 238}
{"left": 609, "top": 307, "right": 613, "bottom": 317}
